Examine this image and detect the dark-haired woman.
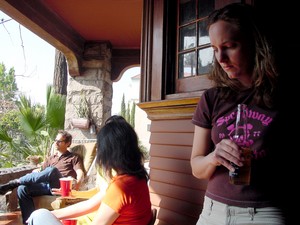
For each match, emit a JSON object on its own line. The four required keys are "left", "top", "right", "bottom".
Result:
{"left": 27, "top": 115, "right": 152, "bottom": 225}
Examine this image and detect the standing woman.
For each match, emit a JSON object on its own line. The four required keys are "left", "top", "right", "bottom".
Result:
{"left": 27, "top": 115, "right": 152, "bottom": 225}
{"left": 191, "top": 3, "right": 286, "bottom": 225}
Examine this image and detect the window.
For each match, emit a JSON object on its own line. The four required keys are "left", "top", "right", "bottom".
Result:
{"left": 166, "top": 0, "right": 241, "bottom": 97}
{"left": 178, "top": 0, "right": 214, "bottom": 79}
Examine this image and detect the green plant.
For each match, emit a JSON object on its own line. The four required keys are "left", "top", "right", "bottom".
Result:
{"left": 139, "top": 141, "right": 149, "bottom": 160}
{"left": 74, "top": 92, "right": 90, "bottom": 118}
{"left": 0, "top": 62, "right": 18, "bottom": 100}
{"left": 0, "top": 85, "right": 66, "bottom": 167}
{"left": 120, "top": 94, "right": 136, "bottom": 128}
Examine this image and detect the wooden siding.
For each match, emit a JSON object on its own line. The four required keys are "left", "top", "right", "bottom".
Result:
{"left": 148, "top": 119, "right": 208, "bottom": 225}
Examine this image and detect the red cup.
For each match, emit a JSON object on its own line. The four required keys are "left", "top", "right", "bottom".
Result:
{"left": 59, "top": 177, "right": 73, "bottom": 197}
{"left": 62, "top": 219, "right": 77, "bottom": 225}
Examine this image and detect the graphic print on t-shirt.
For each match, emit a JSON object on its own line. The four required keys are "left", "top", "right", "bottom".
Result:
{"left": 215, "top": 106, "right": 274, "bottom": 160}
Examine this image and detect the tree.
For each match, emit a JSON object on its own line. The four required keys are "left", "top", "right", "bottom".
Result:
{"left": 130, "top": 102, "right": 135, "bottom": 127}
{"left": 119, "top": 94, "right": 136, "bottom": 128}
{"left": 53, "top": 50, "right": 68, "bottom": 95}
{"left": 126, "top": 102, "right": 130, "bottom": 122}
{"left": 0, "top": 63, "right": 18, "bottom": 118}
{"left": 0, "top": 62, "right": 18, "bottom": 101}
{"left": 120, "top": 93, "right": 126, "bottom": 118}
{"left": 0, "top": 63, "right": 20, "bottom": 167}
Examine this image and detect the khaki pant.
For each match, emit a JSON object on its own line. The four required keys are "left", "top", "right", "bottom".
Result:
{"left": 196, "top": 196, "right": 285, "bottom": 225}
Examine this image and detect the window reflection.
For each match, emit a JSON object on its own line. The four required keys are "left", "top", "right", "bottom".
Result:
{"left": 179, "top": 0, "right": 196, "bottom": 25}
{"left": 198, "top": 19, "right": 209, "bottom": 45}
{"left": 198, "top": 47, "right": 213, "bottom": 74}
{"left": 179, "top": 24, "right": 196, "bottom": 51}
{"left": 198, "top": 0, "right": 214, "bottom": 18}
{"left": 179, "top": 51, "right": 196, "bottom": 78}
{"left": 177, "top": 0, "right": 214, "bottom": 79}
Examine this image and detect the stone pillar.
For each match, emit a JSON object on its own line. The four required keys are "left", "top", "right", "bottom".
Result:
{"left": 64, "top": 42, "right": 113, "bottom": 139}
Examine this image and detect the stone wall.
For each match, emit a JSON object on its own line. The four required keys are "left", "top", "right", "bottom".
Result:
{"left": 0, "top": 165, "right": 36, "bottom": 212}
{"left": 64, "top": 42, "right": 113, "bottom": 139}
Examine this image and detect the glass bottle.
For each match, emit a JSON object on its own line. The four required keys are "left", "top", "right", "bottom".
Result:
{"left": 229, "top": 104, "right": 252, "bottom": 185}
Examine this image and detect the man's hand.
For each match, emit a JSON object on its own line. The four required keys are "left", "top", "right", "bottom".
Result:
{"left": 75, "top": 168, "right": 84, "bottom": 190}
{"left": 72, "top": 179, "right": 80, "bottom": 190}
{"left": 51, "top": 188, "right": 79, "bottom": 197}
{"left": 32, "top": 167, "right": 41, "bottom": 173}
{"left": 51, "top": 188, "right": 62, "bottom": 196}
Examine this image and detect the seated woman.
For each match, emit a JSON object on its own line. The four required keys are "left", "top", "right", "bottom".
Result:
{"left": 27, "top": 115, "right": 152, "bottom": 225}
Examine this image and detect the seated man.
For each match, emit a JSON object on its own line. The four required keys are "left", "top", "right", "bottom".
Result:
{"left": 0, "top": 130, "right": 84, "bottom": 225}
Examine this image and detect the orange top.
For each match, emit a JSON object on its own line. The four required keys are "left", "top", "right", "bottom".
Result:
{"left": 102, "top": 174, "right": 152, "bottom": 225}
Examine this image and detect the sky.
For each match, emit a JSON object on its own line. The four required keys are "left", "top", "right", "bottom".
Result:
{"left": 111, "top": 66, "right": 140, "bottom": 115}
{"left": 0, "top": 11, "right": 140, "bottom": 112}
{"left": 0, "top": 11, "right": 55, "bottom": 105}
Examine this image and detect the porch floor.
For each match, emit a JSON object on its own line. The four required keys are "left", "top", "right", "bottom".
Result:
{"left": 0, "top": 210, "right": 23, "bottom": 225}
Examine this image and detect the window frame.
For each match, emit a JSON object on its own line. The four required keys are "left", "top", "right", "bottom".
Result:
{"left": 165, "top": 0, "right": 244, "bottom": 100}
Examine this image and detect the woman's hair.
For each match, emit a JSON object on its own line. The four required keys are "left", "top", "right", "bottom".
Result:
{"left": 207, "top": 3, "right": 278, "bottom": 108}
{"left": 96, "top": 115, "right": 149, "bottom": 181}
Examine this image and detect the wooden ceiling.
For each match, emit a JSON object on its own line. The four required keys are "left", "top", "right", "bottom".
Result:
{"left": 44, "top": 0, "right": 143, "bottom": 49}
